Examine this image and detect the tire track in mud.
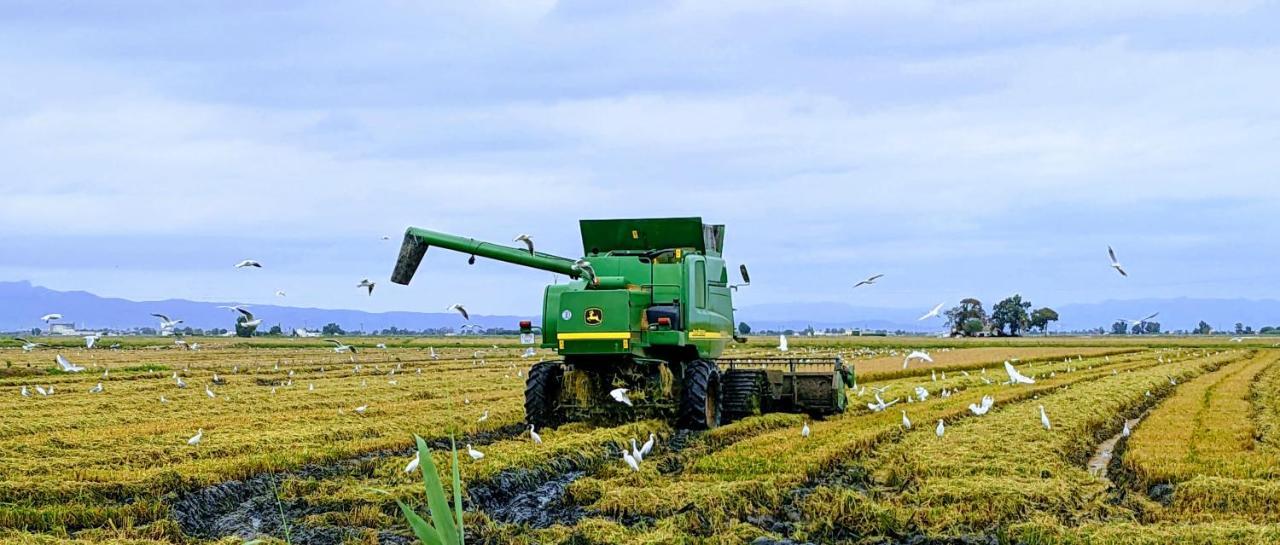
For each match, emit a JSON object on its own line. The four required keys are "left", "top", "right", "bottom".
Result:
{"left": 168, "top": 423, "right": 526, "bottom": 544}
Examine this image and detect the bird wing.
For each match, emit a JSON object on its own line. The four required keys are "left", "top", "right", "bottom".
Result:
{"left": 367, "top": 283, "right": 375, "bottom": 295}
{"left": 868, "top": 274, "right": 884, "bottom": 282}
{"left": 1116, "top": 266, "right": 1128, "bottom": 277}
{"left": 15, "top": 337, "right": 27, "bottom": 344}
{"left": 325, "top": 339, "right": 342, "bottom": 346}
{"left": 459, "top": 307, "right": 469, "bottom": 320}
{"left": 1108, "top": 246, "right": 1118, "bottom": 264}
{"left": 151, "top": 313, "right": 171, "bottom": 322}
{"left": 1142, "top": 312, "right": 1159, "bottom": 322}
{"left": 235, "top": 307, "right": 255, "bottom": 320}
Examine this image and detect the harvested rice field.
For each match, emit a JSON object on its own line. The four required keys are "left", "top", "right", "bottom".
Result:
{"left": 2, "top": 336, "right": 1279, "bottom": 544}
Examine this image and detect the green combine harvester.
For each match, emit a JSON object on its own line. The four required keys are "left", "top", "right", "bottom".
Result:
{"left": 391, "top": 217, "right": 855, "bottom": 429}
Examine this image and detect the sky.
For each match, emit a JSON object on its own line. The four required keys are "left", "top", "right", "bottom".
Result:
{"left": 1, "top": 1, "right": 1278, "bottom": 317}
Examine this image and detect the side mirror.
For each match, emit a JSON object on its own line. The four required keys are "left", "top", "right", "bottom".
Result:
{"left": 739, "top": 264, "right": 751, "bottom": 285}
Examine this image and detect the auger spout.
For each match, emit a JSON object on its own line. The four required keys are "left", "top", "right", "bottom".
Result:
{"left": 391, "top": 227, "right": 580, "bottom": 286}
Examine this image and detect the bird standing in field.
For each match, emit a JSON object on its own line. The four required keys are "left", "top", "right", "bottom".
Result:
{"left": 801, "top": 421, "right": 811, "bottom": 438}
{"left": 640, "top": 432, "right": 655, "bottom": 457}
{"left": 404, "top": 453, "right": 421, "bottom": 474}
{"left": 447, "top": 304, "right": 470, "bottom": 321}
{"left": 466, "top": 444, "right": 484, "bottom": 460}
{"left": 1122, "top": 421, "right": 1132, "bottom": 437}
{"left": 353, "top": 405, "right": 368, "bottom": 415}
{"left": 778, "top": 335, "right": 789, "bottom": 352}
{"left": 187, "top": 429, "right": 203, "bottom": 446}
{"left": 478, "top": 409, "right": 489, "bottom": 423}
{"left": 514, "top": 234, "right": 535, "bottom": 255}
{"left": 853, "top": 274, "right": 884, "bottom": 288}
{"left": 234, "top": 260, "right": 262, "bottom": 268}
{"left": 935, "top": 419, "right": 946, "bottom": 437}
{"left": 357, "top": 279, "right": 376, "bottom": 295}
{"left": 21, "top": 386, "right": 29, "bottom": 397}
{"left": 1107, "top": 246, "right": 1127, "bottom": 277}
{"left": 89, "top": 382, "right": 103, "bottom": 394}
{"left": 919, "top": 303, "right": 945, "bottom": 321}
{"left": 1039, "top": 405, "right": 1052, "bottom": 430}
{"left": 84, "top": 335, "right": 97, "bottom": 349}
{"left": 1004, "top": 361, "right": 1035, "bottom": 385}
{"left": 901, "top": 410, "right": 912, "bottom": 430}
{"left": 622, "top": 450, "right": 640, "bottom": 471}
{"left": 529, "top": 425, "right": 542, "bottom": 445}
{"left": 610, "top": 388, "right": 633, "bottom": 406}
{"left": 205, "top": 384, "right": 216, "bottom": 399}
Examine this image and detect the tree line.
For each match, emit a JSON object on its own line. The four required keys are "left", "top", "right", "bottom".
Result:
{"left": 944, "top": 295, "right": 1059, "bottom": 337}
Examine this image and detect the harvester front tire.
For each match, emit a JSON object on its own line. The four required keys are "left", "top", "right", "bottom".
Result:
{"left": 679, "top": 360, "right": 722, "bottom": 430}
{"left": 525, "top": 361, "right": 563, "bottom": 429}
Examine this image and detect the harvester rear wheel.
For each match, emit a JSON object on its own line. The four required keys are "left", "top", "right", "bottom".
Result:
{"left": 525, "top": 361, "right": 563, "bottom": 428}
{"left": 678, "top": 360, "right": 722, "bottom": 430}
{"left": 722, "top": 369, "right": 766, "bottom": 422}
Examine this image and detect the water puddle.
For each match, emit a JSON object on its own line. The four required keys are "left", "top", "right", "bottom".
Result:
{"left": 1088, "top": 416, "right": 1142, "bottom": 480}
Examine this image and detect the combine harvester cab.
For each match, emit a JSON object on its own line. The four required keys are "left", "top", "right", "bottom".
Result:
{"left": 391, "top": 217, "right": 854, "bottom": 430}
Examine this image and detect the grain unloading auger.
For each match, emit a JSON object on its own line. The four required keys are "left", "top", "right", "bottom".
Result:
{"left": 391, "top": 217, "right": 856, "bottom": 429}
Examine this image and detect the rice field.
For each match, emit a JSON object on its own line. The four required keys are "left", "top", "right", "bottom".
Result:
{"left": 2, "top": 336, "right": 1279, "bottom": 544}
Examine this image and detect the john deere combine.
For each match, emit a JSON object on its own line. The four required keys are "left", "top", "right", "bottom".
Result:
{"left": 391, "top": 217, "right": 854, "bottom": 429}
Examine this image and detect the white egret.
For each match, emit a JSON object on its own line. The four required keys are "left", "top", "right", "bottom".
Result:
{"left": 801, "top": 421, "right": 811, "bottom": 438}
{"left": 935, "top": 419, "right": 946, "bottom": 437}
{"left": 89, "top": 382, "right": 103, "bottom": 394}
{"left": 56, "top": 355, "right": 86, "bottom": 373}
{"left": 357, "top": 279, "right": 376, "bottom": 295}
{"left": 447, "top": 304, "right": 470, "bottom": 321}
{"left": 918, "top": 303, "right": 945, "bottom": 321}
{"left": 778, "top": 335, "right": 789, "bottom": 352}
{"left": 622, "top": 450, "right": 640, "bottom": 471}
{"left": 234, "top": 260, "right": 262, "bottom": 268}
{"left": 530, "top": 425, "right": 543, "bottom": 445}
{"left": 466, "top": 444, "right": 484, "bottom": 460}
{"left": 1004, "top": 361, "right": 1035, "bottom": 385}
{"left": 1107, "top": 246, "right": 1127, "bottom": 277}
{"left": 514, "top": 234, "right": 535, "bottom": 255}
{"left": 903, "top": 351, "right": 933, "bottom": 368}
{"left": 405, "top": 453, "right": 421, "bottom": 474}
{"left": 1039, "top": 405, "right": 1052, "bottom": 430}
{"left": 901, "top": 410, "right": 912, "bottom": 429}
{"left": 478, "top": 409, "right": 489, "bottom": 423}
{"left": 188, "top": 428, "right": 204, "bottom": 446}
{"left": 609, "top": 388, "right": 633, "bottom": 406}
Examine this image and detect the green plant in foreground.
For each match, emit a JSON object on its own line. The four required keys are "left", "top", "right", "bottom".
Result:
{"left": 398, "top": 435, "right": 465, "bottom": 545}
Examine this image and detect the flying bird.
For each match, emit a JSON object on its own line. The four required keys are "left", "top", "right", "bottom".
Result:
{"left": 571, "top": 259, "right": 596, "bottom": 283}
{"left": 447, "top": 304, "right": 470, "bottom": 321}
{"left": 969, "top": 395, "right": 995, "bottom": 416}
{"left": 1119, "top": 312, "right": 1160, "bottom": 327}
{"left": 234, "top": 260, "right": 262, "bottom": 268}
{"left": 56, "top": 355, "right": 86, "bottom": 373}
{"left": 187, "top": 428, "right": 204, "bottom": 446}
{"left": 84, "top": 335, "right": 97, "bottom": 349}
{"left": 41, "top": 314, "right": 62, "bottom": 323}
{"left": 275, "top": 290, "right": 287, "bottom": 297}
{"left": 466, "top": 444, "right": 484, "bottom": 461}
{"left": 1004, "top": 361, "right": 1035, "bottom": 385}
{"left": 514, "top": 234, "right": 535, "bottom": 255}
{"left": 853, "top": 274, "right": 884, "bottom": 288}
{"left": 610, "top": 388, "right": 633, "bottom": 407}
{"left": 326, "top": 340, "right": 357, "bottom": 354}
{"left": 357, "top": 279, "right": 376, "bottom": 295}
{"left": 918, "top": 303, "right": 945, "bottom": 321}
{"left": 902, "top": 350, "right": 933, "bottom": 369}
{"left": 1107, "top": 246, "right": 1127, "bottom": 277}
{"left": 15, "top": 338, "right": 44, "bottom": 352}
{"left": 151, "top": 313, "right": 183, "bottom": 330}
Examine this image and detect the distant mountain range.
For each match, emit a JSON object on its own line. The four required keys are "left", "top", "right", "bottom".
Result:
{"left": 3, "top": 280, "right": 1278, "bottom": 334}
{"left": 0, "top": 281, "right": 532, "bottom": 333}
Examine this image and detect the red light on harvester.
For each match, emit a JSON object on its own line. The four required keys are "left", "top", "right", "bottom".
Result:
{"left": 519, "top": 321, "right": 532, "bottom": 329}
{"left": 657, "top": 317, "right": 671, "bottom": 327}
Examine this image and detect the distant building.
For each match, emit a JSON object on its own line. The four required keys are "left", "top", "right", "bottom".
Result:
{"left": 49, "top": 323, "right": 77, "bottom": 336}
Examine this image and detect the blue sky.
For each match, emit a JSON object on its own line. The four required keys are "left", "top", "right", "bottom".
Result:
{"left": 1, "top": 1, "right": 1278, "bottom": 316}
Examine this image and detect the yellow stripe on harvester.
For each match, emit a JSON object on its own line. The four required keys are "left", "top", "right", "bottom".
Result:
{"left": 558, "top": 331, "right": 632, "bottom": 350}
{"left": 687, "top": 330, "right": 724, "bottom": 339}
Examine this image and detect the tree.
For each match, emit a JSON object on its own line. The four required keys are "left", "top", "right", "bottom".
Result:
{"left": 1029, "top": 307, "right": 1060, "bottom": 333}
{"left": 1143, "top": 321, "right": 1161, "bottom": 335}
{"left": 962, "top": 318, "right": 985, "bottom": 336}
{"left": 945, "top": 298, "right": 988, "bottom": 337}
{"left": 1112, "top": 320, "right": 1129, "bottom": 335}
{"left": 991, "top": 295, "right": 1032, "bottom": 336}
{"left": 30, "top": 328, "right": 40, "bottom": 336}
{"left": 1235, "top": 323, "right": 1246, "bottom": 335}
{"left": 322, "top": 322, "right": 346, "bottom": 336}
{"left": 1193, "top": 321, "right": 1213, "bottom": 335}
{"left": 268, "top": 325, "right": 283, "bottom": 336}
{"left": 235, "top": 316, "right": 259, "bottom": 338}
{"left": 738, "top": 322, "right": 752, "bottom": 335}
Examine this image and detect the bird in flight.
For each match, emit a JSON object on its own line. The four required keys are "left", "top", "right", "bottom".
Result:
{"left": 151, "top": 313, "right": 183, "bottom": 330}
{"left": 41, "top": 313, "right": 62, "bottom": 323}
{"left": 326, "top": 339, "right": 357, "bottom": 354}
{"left": 969, "top": 395, "right": 995, "bottom": 416}
{"left": 1107, "top": 246, "right": 1127, "bottom": 277}
{"left": 15, "top": 338, "right": 44, "bottom": 352}
{"left": 275, "top": 290, "right": 287, "bottom": 297}
{"left": 853, "top": 274, "right": 884, "bottom": 288}
{"left": 514, "top": 234, "right": 535, "bottom": 255}
{"left": 610, "top": 387, "right": 633, "bottom": 407}
{"left": 918, "top": 302, "right": 945, "bottom": 321}
{"left": 1004, "top": 361, "right": 1035, "bottom": 385}
{"left": 231, "top": 307, "right": 262, "bottom": 328}
{"left": 357, "top": 279, "right": 376, "bottom": 296}
{"left": 56, "top": 355, "right": 86, "bottom": 373}
{"left": 902, "top": 350, "right": 933, "bottom": 369}
{"left": 447, "top": 304, "right": 469, "bottom": 321}
{"left": 1119, "top": 312, "right": 1159, "bottom": 327}
{"left": 235, "top": 260, "right": 262, "bottom": 268}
